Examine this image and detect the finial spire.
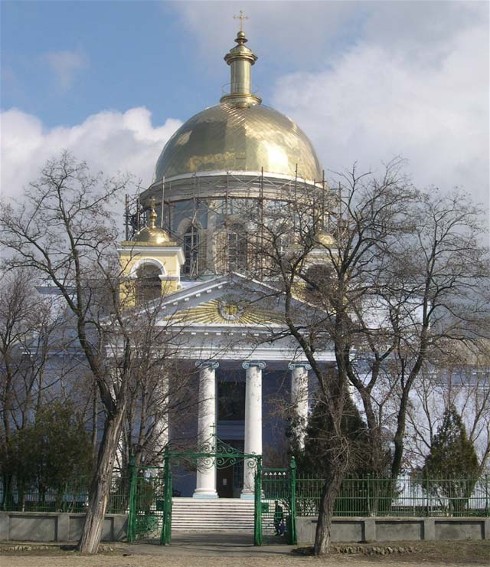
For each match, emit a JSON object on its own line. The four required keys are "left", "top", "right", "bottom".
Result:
{"left": 148, "top": 197, "right": 157, "bottom": 229}
{"left": 234, "top": 10, "right": 248, "bottom": 33}
{"left": 220, "top": 19, "right": 261, "bottom": 108}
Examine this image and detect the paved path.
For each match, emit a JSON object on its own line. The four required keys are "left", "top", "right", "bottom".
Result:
{"left": 1, "top": 533, "right": 486, "bottom": 567}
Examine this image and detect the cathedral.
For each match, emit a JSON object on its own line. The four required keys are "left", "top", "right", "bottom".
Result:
{"left": 118, "top": 27, "right": 335, "bottom": 499}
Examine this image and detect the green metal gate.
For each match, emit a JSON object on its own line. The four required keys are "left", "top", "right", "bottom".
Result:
{"left": 261, "top": 458, "right": 297, "bottom": 545}
{"left": 127, "top": 457, "right": 171, "bottom": 544}
{"left": 128, "top": 441, "right": 264, "bottom": 545}
{"left": 128, "top": 447, "right": 297, "bottom": 546}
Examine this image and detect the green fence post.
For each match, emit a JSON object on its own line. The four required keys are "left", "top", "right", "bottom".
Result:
{"left": 367, "top": 474, "right": 371, "bottom": 516}
{"left": 160, "top": 449, "right": 172, "bottom": 545}
{"left": 425, "top": 476, "right": 430, "bottom": 517}
{"left": 486, "top": 474, "right": 489, "bottom": 517}
{"left": 288, "top": 456, "right": 297, "bottom": 545}
{"left": 254, "top": 456, "right": 262, "bottom": 546}
{"left": 127, "top": 456, "right": 137, "bottom": 543}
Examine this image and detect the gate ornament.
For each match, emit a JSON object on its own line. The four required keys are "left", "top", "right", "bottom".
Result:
{"left": 175, "top": 436, "right": 259, "bottom": 471}
{"left": 128, "top": 449, "right": 296, "bottom": 547}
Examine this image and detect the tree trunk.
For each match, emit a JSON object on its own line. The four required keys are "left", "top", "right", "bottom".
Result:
{"left": 314, "top": 470, "right": 344, "bottom": 555}
{"left": 78, "top": 407, "right": 125, "bottom": 554}
{"left": 1, "top": 474, "right": 14, "bottom": 511}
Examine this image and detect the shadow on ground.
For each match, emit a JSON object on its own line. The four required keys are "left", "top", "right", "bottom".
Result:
{"left": 127, "top": 531, "right": 295, "bottom": 557}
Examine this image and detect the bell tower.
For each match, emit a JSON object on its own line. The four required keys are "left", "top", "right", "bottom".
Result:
{"left": 118, "top": 199, "right": 185, "bottom": 307}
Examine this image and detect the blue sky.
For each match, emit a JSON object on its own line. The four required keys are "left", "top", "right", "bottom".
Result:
{"left": 2, "top": 1, "right": 212, "bottom": 126}
{"left": 1, "top": 1, "right": 368, "bottom": 125}
{"left": 1, "top": 1, "right": 489, "bottom": 233}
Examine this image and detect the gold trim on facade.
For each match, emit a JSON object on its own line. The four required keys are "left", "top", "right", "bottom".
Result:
{"left": 168, "top": 296, "right": 284, "bottom": 326}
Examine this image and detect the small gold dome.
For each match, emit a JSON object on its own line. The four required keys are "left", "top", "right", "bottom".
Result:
{"left": 133, "top": 226, "right": 171, "bottom": 245}
{"left": 133, "top": 200, "right": 171, "bottom": 245}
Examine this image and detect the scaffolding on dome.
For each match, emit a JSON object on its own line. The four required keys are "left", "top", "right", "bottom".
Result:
{"left": 124, "top": 168, "right": 332, "bottom": 280}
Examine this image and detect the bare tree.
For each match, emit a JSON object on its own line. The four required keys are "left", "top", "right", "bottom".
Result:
{"left": 242, "top": 161, "right": 415, "bottom": 553}
{"left": 408, "top": 341, "right": 490, "bottom": 472}
{"left": 249, "top": 161, "right": 489, "bottom": 554}
{"left": 378, "top": 190, "right": 490, "bottom": 478}
{"left": 0, "top": 153, "right": 191, "bottom": 553}
{"left": 0, "top": 268, "right": 88, "bottom": 507}
{"left": 0, "top": 154, "right": 128, "bottom": 551}
{"left": 110, "top": 300, "right": 196, "bottom": 505}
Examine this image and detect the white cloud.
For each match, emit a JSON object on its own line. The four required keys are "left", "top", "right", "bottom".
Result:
{"left": 43, "top": 49, "right": 89, "bottom": 91}
{"left": 170, "top": 1, "right": 487, "bottom": 70}
{"left": 270, "top": 9, "right": 489, "bottom": 224}
{"left": 2, "top": 1, "right": 487, "bottom": 238}
{"left": 170, "top": 1, "right": 489, "bottom": 228}
{"left": 0, "top": 107, "right": 182, "bottom": 201}
{"left": 171, "top": 0, "right": 357, "bottom": 63}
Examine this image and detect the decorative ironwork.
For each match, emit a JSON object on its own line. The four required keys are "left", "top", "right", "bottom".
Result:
{"left": 215, "top": 438, "right": 249, "bottom": 469}
{"left": 167, "top": 437, "right": 259, "bottom": 471}
{"left": 128, "top": 447, "right": 300, "bottom": 548}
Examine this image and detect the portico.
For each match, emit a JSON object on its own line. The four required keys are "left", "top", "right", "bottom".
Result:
{"left": 127, "top": 271, "right": 335, "bottom": 499}
{"left": 191, "top": 355, "right": 315, "bottom": 499}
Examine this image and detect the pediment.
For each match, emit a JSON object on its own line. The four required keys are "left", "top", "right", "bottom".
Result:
{"left": 149, "top": 273, "right": 314, "bottom": 330}
{"left": 126, "top": 273, "right": 334, "bottom": 363}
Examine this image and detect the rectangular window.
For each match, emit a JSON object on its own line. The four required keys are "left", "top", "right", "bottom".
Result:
{"left": 183, "top": 227, "right": 199, "bottom": 276}
{"left": 218, "top": 381, "right": 245, "bottom": 420}
{"left": 228, "top": 230, "right": 247, "bottom": 272}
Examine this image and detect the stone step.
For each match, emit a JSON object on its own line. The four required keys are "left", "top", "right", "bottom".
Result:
{"left": 171, "top": 498, "right": 255, "bottom": 531}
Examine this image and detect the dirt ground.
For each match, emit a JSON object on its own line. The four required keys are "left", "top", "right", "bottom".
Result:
{"left": 1, "top": 539, "right": 489, "bottom": 567}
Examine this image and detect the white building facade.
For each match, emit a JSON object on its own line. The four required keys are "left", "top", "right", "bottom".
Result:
{"left": 119, "top": 29, "right": 335, "bottom": 498}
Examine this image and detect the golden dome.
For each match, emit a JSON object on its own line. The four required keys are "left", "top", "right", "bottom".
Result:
{"left": 155, "top": 103, "right": 322, "bottom": 182}
{"left": 133, "top": 201, "right": 171, "bottom": 245}
{"left": 154, "top": 30, "right": 322, "bottom": 183}
{"left": 133, "top": 226, "right": 171, "bottom": 245}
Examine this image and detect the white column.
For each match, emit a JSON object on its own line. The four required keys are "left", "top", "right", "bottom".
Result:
{"left": 146, "top": 375, "right": 169, "bottom": 481}
{"left": 289, "top": 363, "right": 311, "bottom": 450}
{"left": 154, "top": 373, "right": 169, "bottom": 455}
{"left": 241, "top": 361, "right": 265, "bottom": 499}
{"left": 193, "top": 361, "right": 219, "bottom": 499}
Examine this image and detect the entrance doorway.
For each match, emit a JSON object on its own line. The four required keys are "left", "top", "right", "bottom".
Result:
{"left": 216, "top": 440, "right": 244, "bottom": 498}
{"left": 217, "top": 466, "right": 233, "bottom": 498}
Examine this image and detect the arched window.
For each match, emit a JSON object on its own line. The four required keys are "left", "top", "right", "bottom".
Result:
{"left": 183, "top": 225, "right": 200, "bottom": 277}
{"left": 135, "top": 264, "right": 162, "bottom": 304}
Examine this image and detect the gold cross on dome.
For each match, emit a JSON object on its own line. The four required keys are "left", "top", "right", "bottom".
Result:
{"left": 234, "top": 10, "right": 248, "bottom": 32}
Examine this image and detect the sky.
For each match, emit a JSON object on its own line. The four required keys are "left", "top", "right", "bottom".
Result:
{"left": 1, "top": 0, "right": 489, "bottom": 235}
